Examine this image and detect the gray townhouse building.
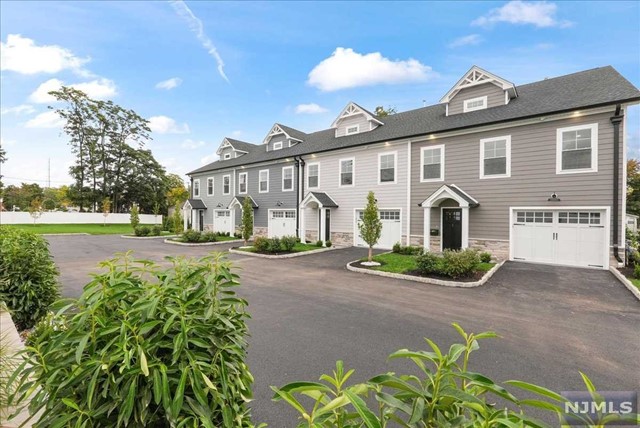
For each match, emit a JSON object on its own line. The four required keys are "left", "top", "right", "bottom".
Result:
{"left": 185, "top": 65, "right": 640, "bottom": 270}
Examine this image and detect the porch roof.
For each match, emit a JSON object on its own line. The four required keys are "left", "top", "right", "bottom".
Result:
{"left": 184, "top": 199, "right": 207, "bottom": 210}
{"left": 301, "top": 192, "right": 338, "bottom": 208}
{"left": 420, "top": 184, "right": 479, "bottom": 208}
{"left": 228, "top": 195, "right": 258, "bottom": 209}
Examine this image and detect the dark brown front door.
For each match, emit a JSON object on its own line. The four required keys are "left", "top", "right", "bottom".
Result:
{"left": 442, "top": 208, "right": 462, "bottom": 250}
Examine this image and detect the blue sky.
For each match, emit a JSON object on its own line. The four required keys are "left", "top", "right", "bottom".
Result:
{"left": 1, "top": 0, "right": 639, "bottom": 187}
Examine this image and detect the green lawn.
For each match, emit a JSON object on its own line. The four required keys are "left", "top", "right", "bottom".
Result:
{"left": 362, "top": 252, "right": 496, "bottom": 276}
{"left": 5, "top": 223, "right": 148, "bottom": 235}
{"left": 629, "top": 277, "right": 640, "bottom": 290}
{"left": 238, "top": 242, "right": 322, "bottom": 254}
{"left": 172, "top": 234, "right": 240, "bottom": 243}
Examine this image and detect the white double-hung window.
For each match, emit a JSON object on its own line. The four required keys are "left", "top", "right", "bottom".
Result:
{"left": 421, "top": 145, "right": 444, "bottom": 182}
{"left": 259, "top": 170, "right": 269, "bottom": 193}
{"left": 378, "top": 152, "right": 396, "bottom": 184}
{"left": 557, "top": 123, "right": 598, "bottom": 173}
{"left": 207, "top": 177, "right": 214, "bottom": 196}
{"left": 307, "top": 163, "right": 319, "bottom": 189}
{"left": 480, "top": 136, "right": 511, "bottom": 179}
{"left": 339, "top": 158, "right": 354, "bottom": 187}
{"left": 222, "top": 175, "right": 231, "bottom": 195}
{"left": 193, "top": 179, "right": 200, "bottom": 197}
{"left": 282, "top": 166, "right": 293, "bottom": 191}
{"left": 238, "top": 172, "right": 247, "bottom": 194}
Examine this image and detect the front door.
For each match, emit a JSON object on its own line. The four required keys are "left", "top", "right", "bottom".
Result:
{"left": 442, "top": 208, "right": 462, "bottom": 250}
{"left": 198, "top": 210, "right": 204, "bottom": 231}
{"left": 325, "top": 209, "right": 331, "bottom": 242}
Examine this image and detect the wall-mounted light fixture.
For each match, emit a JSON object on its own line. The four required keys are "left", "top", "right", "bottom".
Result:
{"left": 217, "top": 203, "right": 223, "bottom": 207}
{"left": 276, "top": 201, "right": 283, "bottom": 207}
{"left": 547, "top": 192, "right": 561, "bottom": 202}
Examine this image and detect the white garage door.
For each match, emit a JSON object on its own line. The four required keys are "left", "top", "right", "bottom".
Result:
{"left": 268, "top": 210, "right": 297, "bottom": 238}
{"left": 213, "top": 210, "right": 233, "bottom": 234}
{"left": 511, "top": 209, "right": 608, "bottom": 269}
{"left": 355, "top": 209, "right": 402, "bottom": 250}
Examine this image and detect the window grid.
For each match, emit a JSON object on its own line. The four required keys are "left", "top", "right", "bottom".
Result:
{"left": 239, "top": 173, "right": 247, "bottom": 194}
{"left": 259, "top": 170, "right": 269, "bottom": 193}
{"left": 308, "top": 164, "right": 319, "bottom": 188}
{"left": 379, "top": 153, "right": 396, "bottom": 183}
{"left": 422, "top": 146, "right": 443, "bottom": 181}
{"left": 282, "top": 167, "right": 293, "bottom": 191}
{"left": 222, "top": 175, "right": 230, "bottom": 195}
{"left": 207, "top": 178, "right": 214, "bottom": 196}
{"left": 340, "top": 159, "right": 354, "bottom": 186}
{"left": 193, "top": 180, "right": 200, "bottom": 197}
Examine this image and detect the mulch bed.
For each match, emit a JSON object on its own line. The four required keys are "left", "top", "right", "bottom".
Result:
{"left": 617, "top": 266, "right": 636, "bottom": 279}
{"left": 351, "top": 261, "right": 485, "bottom": 283}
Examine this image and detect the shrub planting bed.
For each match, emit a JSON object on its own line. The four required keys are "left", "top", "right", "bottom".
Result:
{"left": 236, "top": 236, "right": 319, "bottom": 255}
{"left": 169, "top": 230, "right": 240, "bottom": 244}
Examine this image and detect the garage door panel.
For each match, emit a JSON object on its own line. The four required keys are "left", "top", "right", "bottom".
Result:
{"left": 355, "top": 210, "right": 402, "bottom": 250}
{"left": 213, "top": 210, "right": 233, "bottom": 234}
{"left": 268, "top": 210, "right": 296, "bottom": 238}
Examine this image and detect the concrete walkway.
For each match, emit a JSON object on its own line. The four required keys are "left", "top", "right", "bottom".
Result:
{"left": 0, "top": 310, "right": 31, "bottom": 427}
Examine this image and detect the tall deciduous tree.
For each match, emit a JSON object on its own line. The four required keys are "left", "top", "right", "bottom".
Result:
{"left": 358, "top": 191, "right": 383, "bottom": 263}
{"left": 242, "top": 197, "right": 253, "bottom": 246}
{"left": 374, "top": 106, "right": 397, "bottom": 117}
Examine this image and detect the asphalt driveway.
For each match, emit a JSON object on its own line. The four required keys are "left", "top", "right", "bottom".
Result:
{"left": 45, "top": 235, "right": 640, "bottom": 426}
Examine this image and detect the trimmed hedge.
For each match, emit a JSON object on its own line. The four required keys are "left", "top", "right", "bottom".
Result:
{"left": 415, "top": 248, "right": 481, "bottom": 279}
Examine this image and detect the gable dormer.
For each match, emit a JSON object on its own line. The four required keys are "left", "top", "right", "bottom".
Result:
{"left": 263, "top": 123, "right": 306, "bottom": 152}
{"left": 440, "top": 66, "right": 517, "bottom": 116}
{"left": 331, "top": 102, "right": 384, "bottom": 137}
{"left": 216, "top": 138, "right": 254, "bottom": 161}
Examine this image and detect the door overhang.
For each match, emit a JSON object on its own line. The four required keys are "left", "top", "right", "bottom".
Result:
{"left": 301, "top": 192, "right": 338, "bottom": 209}
{"left": 420, "top": 184, "right": 478, "bottom": 208}
{"left": 228, "top": 196, "right": 258, "bottom": 210}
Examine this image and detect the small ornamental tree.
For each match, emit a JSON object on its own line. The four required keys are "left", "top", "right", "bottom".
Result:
{"left": 242, "top": 197, "right": 253, "bottom": 246}
{"left": 129, "top": 203, "right": 140, "bottom": 230}
{"left": 172, "top": 203, "right": 183, "bottom": 234}
{"left": 28, "top": 198, "right": 43, "bottom": 225}
{"left": 101, "top": 197, "right": 111, "bottom": 226}
{"left": 358, "top": 191, "right": 382, "bottom": 263}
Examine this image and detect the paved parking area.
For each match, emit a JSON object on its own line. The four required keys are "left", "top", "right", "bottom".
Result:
{"left": 46, "top": 235, "right": 640, "bottom": 426}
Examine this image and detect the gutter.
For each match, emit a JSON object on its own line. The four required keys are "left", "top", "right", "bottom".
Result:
{"left": 610, "top": 104, "right": 624, "bottom": 264}
{"left": 294, "top": 156, "right": 305, "bottom": 239}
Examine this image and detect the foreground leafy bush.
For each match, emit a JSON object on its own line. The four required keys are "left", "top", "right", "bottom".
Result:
{"left": 253, "top": 236, "right": 270, "bottom": 252}
{"left": 11, "top": 253, "right": 254, "bottom": 427}
{"left": 0, "top": 226, "right": 59, "bottom": 330}
{"left": 281, "top": 235, "right": 297, "bottom": 252}
{"left": 415, "top": 249, "right": 480, "bottom": 279}
{"left": 415, "top": 251, "right": 440, "bottom": 274}
{"left": 273, "top": 324, "right": 636, "bottom": 427}
{"left": 392, "top": 242, "right": 423, "bottom": 255}
{"left": 182, "top": 229, "right": 201, "bottom": 242}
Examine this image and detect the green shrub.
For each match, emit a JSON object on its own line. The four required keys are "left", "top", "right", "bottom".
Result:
{"left": 268, "top": 237, "right": 282, "bottom": 253}
{"left": 393, "top": 243, "right": 423, "bottom": 255}
{"left": 182, "top": 229, "right": 201, "bottom": 243}
{"left": 201, "top": 231, "right": 217, "bottom": 242}
{"left": 129, "top": 204, "right": 140, "bottom": 230}
{"left": 254, "top": 236, "right": 270, "bottom": 252}
{"left": 480, "top": 251, "right": 492, "bottom": 263}
{"left": 134, "top": 225, "right": 151, "bottom": 237}
{"left": 0, "top": 227, "right": 59, "bottom": 330}
{"left": 281, "top": 236, "right": 297, "bottom": 252}
{"left": 415, "top": 251, "right": 441, "bottom": 275}
{"left": 273, "top": 323, "right": 610, "bottom": 427}
{"left": 325, "top": 240, "right": 332, "bottom": 248}
{"left": 11, "top": 253, "right": 254, "bottom": 427}
{"left": 171, "top": 205, "right": 183, "bottom": 235}
{"left": 441, "top": 248, "right": 480, "bottom": 279}
{"left": 315, "top": 240, "right": 323, "bottom": 247}
{"left": 0, "top": 303, "right": 19, "bottom": 416}
{"left": 151, "top": 225, "right": 162, "bottom": 236}
{"left": 634, "top": 263, "right": 640, "bottom": 279}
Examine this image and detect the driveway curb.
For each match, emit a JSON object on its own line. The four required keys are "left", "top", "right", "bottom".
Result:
{"left": 120, "top": 234, "right": 178, "bottom": 240}
{"left": 346, "top": 259, "right": 504, "bottom": 288}
{"left": 164, "top": 238, "right": 243, "bottom": 247}
{"left": 229, "top": 246, "right": 337, "bottom": 259}
{"left": 41, "top": 233, "right": 90, "bottom": 236}
{"left": 609, "top": 267, "right": 640, "bottom": 301}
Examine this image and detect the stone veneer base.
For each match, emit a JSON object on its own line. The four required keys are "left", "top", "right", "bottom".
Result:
{"left": 609, "top": 267, "right": 640, "bottom": 301}
{"left": 229, "top": 246, "right": 337, "bottom": 259}
{"left": 346, "top": 258, "right": 504, "bottom": 288}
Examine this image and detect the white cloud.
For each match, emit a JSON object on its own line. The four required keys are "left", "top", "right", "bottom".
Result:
{"left": 200, "top": 153, "right": 217, "bottom": 165}
{"left": 156, "top": 77, "right": 183, "bottom": 90}
{"left": 307, "top": 47, "right": 433, "bottom": 92}
{"left": 295, "top": 103, "right": 329, "bottom": 114}
{"left": 1, "top": 137, "right": 17, "bottom": 147}
{"left": 231, "top": 130, "right": 242, "bottom": 137}
{"left": 170, "top": 1, "right": 229, "bottom": 82}
{"left": 149, "top": 115, "right": 190, "bottom": 134}
{"left": 1, "top": 104, "right": 35, "bottom": 115}
{"left": 448, "top": 34, "right": 483, "bottom": 48}
{"left": 0, "top": 34, "right": 90, "bottom": 75}
{"left": 24, "top": 111, "right": 65, "bottom": 129}
{"left": 180, "top": 139, "right": 205, "bottom": 149}
{"left": 29, "top": 78, "right": 117, "bottom": 103}
{"left": 472, "top": 1, "right": 572, "bottom": 28}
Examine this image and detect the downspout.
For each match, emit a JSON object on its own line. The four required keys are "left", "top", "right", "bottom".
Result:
{"left": 294, "top": 156, "right": 305, "bottom": 238}
{"left": 610, "top": 104, "right": 623, "bottom": 263}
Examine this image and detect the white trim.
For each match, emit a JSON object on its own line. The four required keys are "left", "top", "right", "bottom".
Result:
{"left": 339, "top": 157, "right": 355, "bottom": 187}
{"left": 420, "top": 184, "right": 470, "bottom": 208}
{"left": 353, "top": 207, "right": 403, "bottom": 250}
{"left": 331, "top": 102, "right": 384, "bottom": 129}
{"left": 439, "top": 207, "right": 468, "bottom": 252}
{"left": 193, "top": 179, "right": 200, "bottom": 198}
{"left": 222, "top": 174, "right": 231, "bottom": 195}
{"left": 377, "top": 151, "right": 397, "bottom": 185}
{"left": 273, "top": 141, "right": 283, "bottom": 150}
{"left": 263, "top": 123, "right": 303, "bottom": 145}
{"left": 406, "top": 140, "right": 412, "bottom": 246}
{"left": 206, "top": 177, "right": 214, "bottom": 196}
{"left": 238, "top": 172, "right": 248, "bottom": 195}
{"left": 445, "top": 103, "right": 449, "bottom": 117}
{"left": 556, "top": 123, "right": 598, "bottom": 174}
{"left": 258, "top": 169, "right": 269, "bottom": 193}
{"left": 463, "top": 95, "right": 488, "bottom": 113}
{"left": 307, "top": 162, "right": 320, "bottom": 190}
{"left": 505, "top": 91, "right": 510, "bottom": 105}
{"left": 508, "top": 206, "right": 610, "bottom": 270}
{"left": 440, "top": 65, "right": 516, "bottom": 104}
{"left": 282, "top": 165, "right": 294, "bottom": 192}
{"left": 228, "top": 196, "right": 258, "bottom": 210}
{"left": 223, "top": 153, "right": 232, "bottom": 160}
{"left": 621, "top": 109, "right": 627, "bottom": 256}
{"left": 420, "top": 144, "right": 445, "bottom": 182}
{"left": 479, "top": 135, "right": 511, "bottom": 179}
{"left": 345, "top": 124, "right": 360, "bottom": 135}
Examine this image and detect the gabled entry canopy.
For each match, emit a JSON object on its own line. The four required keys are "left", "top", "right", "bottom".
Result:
{"left": 183, "top": 199, "right": 207, "bottom": 210}
{"left": 420, "top": 185, "right": 478, "bottom": 208}
{"left": 228, "top": 196, "right": 258, "bottom": 210}
{"left": 301, "top": 192, "right": 338, "bottom": 208}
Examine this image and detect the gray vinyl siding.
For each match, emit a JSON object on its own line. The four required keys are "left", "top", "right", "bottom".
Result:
{"left": 410, "top": 110, "right": 624, "bottom": 244}
{"left": 190, "top": 169, "right": 236, "bottom": 228}
{"left": 335, "top": 114, "right": 376, "bottom": 137}
{"left": 266, "top": 134, "right": 289, "bottom": 152}
{"left": 448, "top": 83, "right": 505, "bottom": 115}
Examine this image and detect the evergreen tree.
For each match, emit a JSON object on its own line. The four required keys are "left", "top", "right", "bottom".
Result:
{"left": 358, "top": 191, "right": 382, "bottom": 262}
{"left": 242, "top": 197, "right": 253, "bottom": 246}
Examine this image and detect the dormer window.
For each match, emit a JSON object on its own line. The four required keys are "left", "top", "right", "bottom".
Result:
{"left": 273, "top": 141, "right": 283, "bottom": 150}
{"left": 463, "top": 96, "right": 487, "bottom": 112}
{"left": 224, "top": 153, "right": 231, "bottom": 160}
{"left": 346, "top": 125, "right": 359, "bottom": 135}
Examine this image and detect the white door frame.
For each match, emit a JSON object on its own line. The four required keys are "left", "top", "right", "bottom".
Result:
{"left": 439, "top": 207, "right": 469, "bottom": 251}
{"left": 509, "top": 206, "right": 610, "bottom": 269}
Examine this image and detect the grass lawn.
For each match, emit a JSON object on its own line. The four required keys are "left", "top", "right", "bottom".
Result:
{"left": 362, "top": 252, "right": 496, "bottom": 276}
{"left": 4, "top": 224, "right": 150, "bottom": 235}
{"left": 172, "top": 234, "right": 240, "bottom": 243}
{"left": 238, "top": 242, "right": 322, "bottom": 254}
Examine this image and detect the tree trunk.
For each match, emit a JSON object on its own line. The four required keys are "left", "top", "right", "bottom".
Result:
{"left": 368, "top": 246, "right": 373, "bottom": 262}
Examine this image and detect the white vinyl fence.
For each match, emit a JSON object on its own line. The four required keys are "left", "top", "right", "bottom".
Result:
{"left": 0, "top": 211, "right": 161, "bottom": 225}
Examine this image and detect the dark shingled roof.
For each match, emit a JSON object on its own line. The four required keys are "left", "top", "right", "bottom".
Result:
{"left": 189, "top": 66, "right": 640, "bottom": 175}
{"left": 230, "top": 196, "right": 258, "bottom": 209}
{"left": 308, "top": 192, "right": 338, "bottom": 208}
{"left": 449, "top": 185, "right": 479, "bottom": 208}
{"left": 187, "top": 199, "right": 207, "bottom": 209}
{"left": 226, "top": 138, "right": 257, "bottom": 153}
{"left": 277, "top": 124, "right": 307, "bottom": 142}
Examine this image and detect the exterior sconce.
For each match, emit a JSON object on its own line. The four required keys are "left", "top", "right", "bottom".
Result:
{"left": 276, "top": 201, "right": 283, "bottom": 207}
{"left": 217, "top": 203, "right": 223, "bottom": 207}
{"left": 547, "top": 192, "right": 561, "bottom": 202}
